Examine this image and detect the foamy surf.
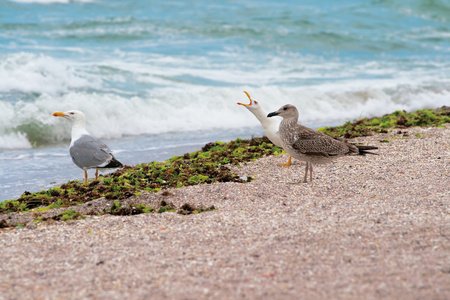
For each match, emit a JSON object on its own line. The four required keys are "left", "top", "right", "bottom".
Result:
{"left": 0, "top": 133, "right": 32, "bottom": 150}
{"left": 1, "top": 0, "right": 450, "bottom": 201}
{"left": 1, "top": 82, "right": 449, "bottom": 150}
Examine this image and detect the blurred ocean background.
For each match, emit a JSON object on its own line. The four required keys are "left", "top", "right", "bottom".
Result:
{"left": 1, "top": 0, "right": 450, "bottom": 201}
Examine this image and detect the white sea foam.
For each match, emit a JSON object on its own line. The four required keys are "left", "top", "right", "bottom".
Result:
{"left": 1, "top": 50, "right": 449, "bottom": 151}
{"left": 0, "top": 132, "right": 32, "bottom": 150}
{"left": 2, "top": 50, "right": 449, "bottom": 99}
{"left": 1, "top": 81, "right": 448, "bottom": 150}
{"left": 2, "top": 0, "right": 450, "bottom": 201}
{"left": 0, "top": 52, "right": 100, "bottom": 95}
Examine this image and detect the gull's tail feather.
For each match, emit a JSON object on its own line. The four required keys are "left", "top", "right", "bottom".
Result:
{"left": 355, "top": 145, "right": 378, "bottom": 155}
{"left": 103, "top": 156, "right": 123, "bottom": 168}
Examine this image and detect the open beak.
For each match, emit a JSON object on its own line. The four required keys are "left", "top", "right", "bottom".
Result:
{"left": 237, "top": 91, "right": 253, "bottom": 106}
{"left": 267, "top": 111, "right": 279, "bottom": 118}
{"left": 53, "top": 112, "right": 68, "bottom": 117}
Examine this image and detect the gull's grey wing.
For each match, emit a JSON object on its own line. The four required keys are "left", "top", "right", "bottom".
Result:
{"left": 69, "top": 135, "right": 114, "bottom": 170}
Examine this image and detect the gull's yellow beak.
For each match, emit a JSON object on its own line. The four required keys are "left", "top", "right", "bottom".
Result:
{"left": 53, "top": 112, "right": 67, "bottom": 117}
{"left": 237, "top": 91, "right": 253, "bottom": 106}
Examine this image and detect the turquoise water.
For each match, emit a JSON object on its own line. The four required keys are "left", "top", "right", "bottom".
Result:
{"left": 1, "top": 0, "right": 450, "bottom": 200}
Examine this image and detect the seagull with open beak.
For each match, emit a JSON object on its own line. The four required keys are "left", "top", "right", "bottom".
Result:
{"left": 237, "top": 91, "right": 293, "bottom": 167}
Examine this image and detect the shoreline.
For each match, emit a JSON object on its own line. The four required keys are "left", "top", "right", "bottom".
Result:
{"left": 2, "top": 106, "right": 449, "bottom": 215}
{"left": 1, "top": 124, "right": 449, "bottom": 299}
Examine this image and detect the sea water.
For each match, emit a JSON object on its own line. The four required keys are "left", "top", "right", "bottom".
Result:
{"left": 1, "top": 0, "right": 450, "bottom": 201}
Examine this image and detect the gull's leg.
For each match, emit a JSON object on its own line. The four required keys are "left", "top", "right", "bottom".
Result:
{"left": 310, "top": 163, "right": 313, "bottom": 182}
{"left": 84, "top": 170, "right": 88, "bottom": 185}
{"left": 95, "top": 169, "right": 99, "bottom": 181}
{"left": 280, "top": 156, "right": 292, "bottom": 167}
{"left": 303, "top": 162, "right": 309, "bottom": 183}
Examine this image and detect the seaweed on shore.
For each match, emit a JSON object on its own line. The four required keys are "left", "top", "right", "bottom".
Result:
{"left": 1, "top": 137, "right": 282, "bottom": 214}
{"left": 1, "top": 106, "right": 449, "bottom": 216}
{"left": 318, "top": 106, "right": 450, "bottom": 138}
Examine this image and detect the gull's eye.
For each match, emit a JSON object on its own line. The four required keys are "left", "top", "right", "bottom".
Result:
{"left": 254, "top": 100, "right": 258, "bottom": 104}
{"left": 283, "top": 107, "right": 287, "bottom": 111}
{"left": 70, "top": 112, "right": 74, "bottom": 115}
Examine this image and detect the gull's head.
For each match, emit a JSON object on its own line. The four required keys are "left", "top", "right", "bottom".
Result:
{"left": 267, "top": 104, "right": 298, "bottom": 119}
{"left": 53, "top": 110, "right": 86, "bottom": 124}
{"left": 237, "top": 91, "right": 261, "bottom": 111}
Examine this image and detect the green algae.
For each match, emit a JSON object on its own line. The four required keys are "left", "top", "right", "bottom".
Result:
{"left": 105, "top": 200, "right": 154, "bottom": 216}
{"left": 1, "top": 136, "right": 281, "bottom": 214}
{"left": 60, "top": 210, "right": 85, "bottom": 221}
{"left": 2, "top": 106, "right": 448, "bottom": 217}
{"left": 318, "top": 106, "right": 450, "bottom": 138}
{"left": 177, "top": 203, "right": 216, "bottom": 215}
{"left": 157, "top": 200, "right": 176, "bottom": 213}
{"left": 30, "top": 209, "right": 86, "bottom": 224}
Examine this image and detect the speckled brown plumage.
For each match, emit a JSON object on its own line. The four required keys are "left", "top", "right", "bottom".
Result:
{"left": 268, "top": 104, "right": 377, "bottom": 182}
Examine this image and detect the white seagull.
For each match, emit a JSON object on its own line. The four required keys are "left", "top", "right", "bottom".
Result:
{"left": 237, "top": 91, "right": 292, "bottom": 167}
{"left": 53, "top": 110, "right": 123, "bottom": 185}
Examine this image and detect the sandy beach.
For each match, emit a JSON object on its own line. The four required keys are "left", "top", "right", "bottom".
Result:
{"left": 1, "top": 125, "right": 449, "bottom": 299}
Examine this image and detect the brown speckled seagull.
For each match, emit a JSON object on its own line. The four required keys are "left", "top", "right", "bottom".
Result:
{"left": 267, "top": 104, "right": 377, "bottom": 183}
